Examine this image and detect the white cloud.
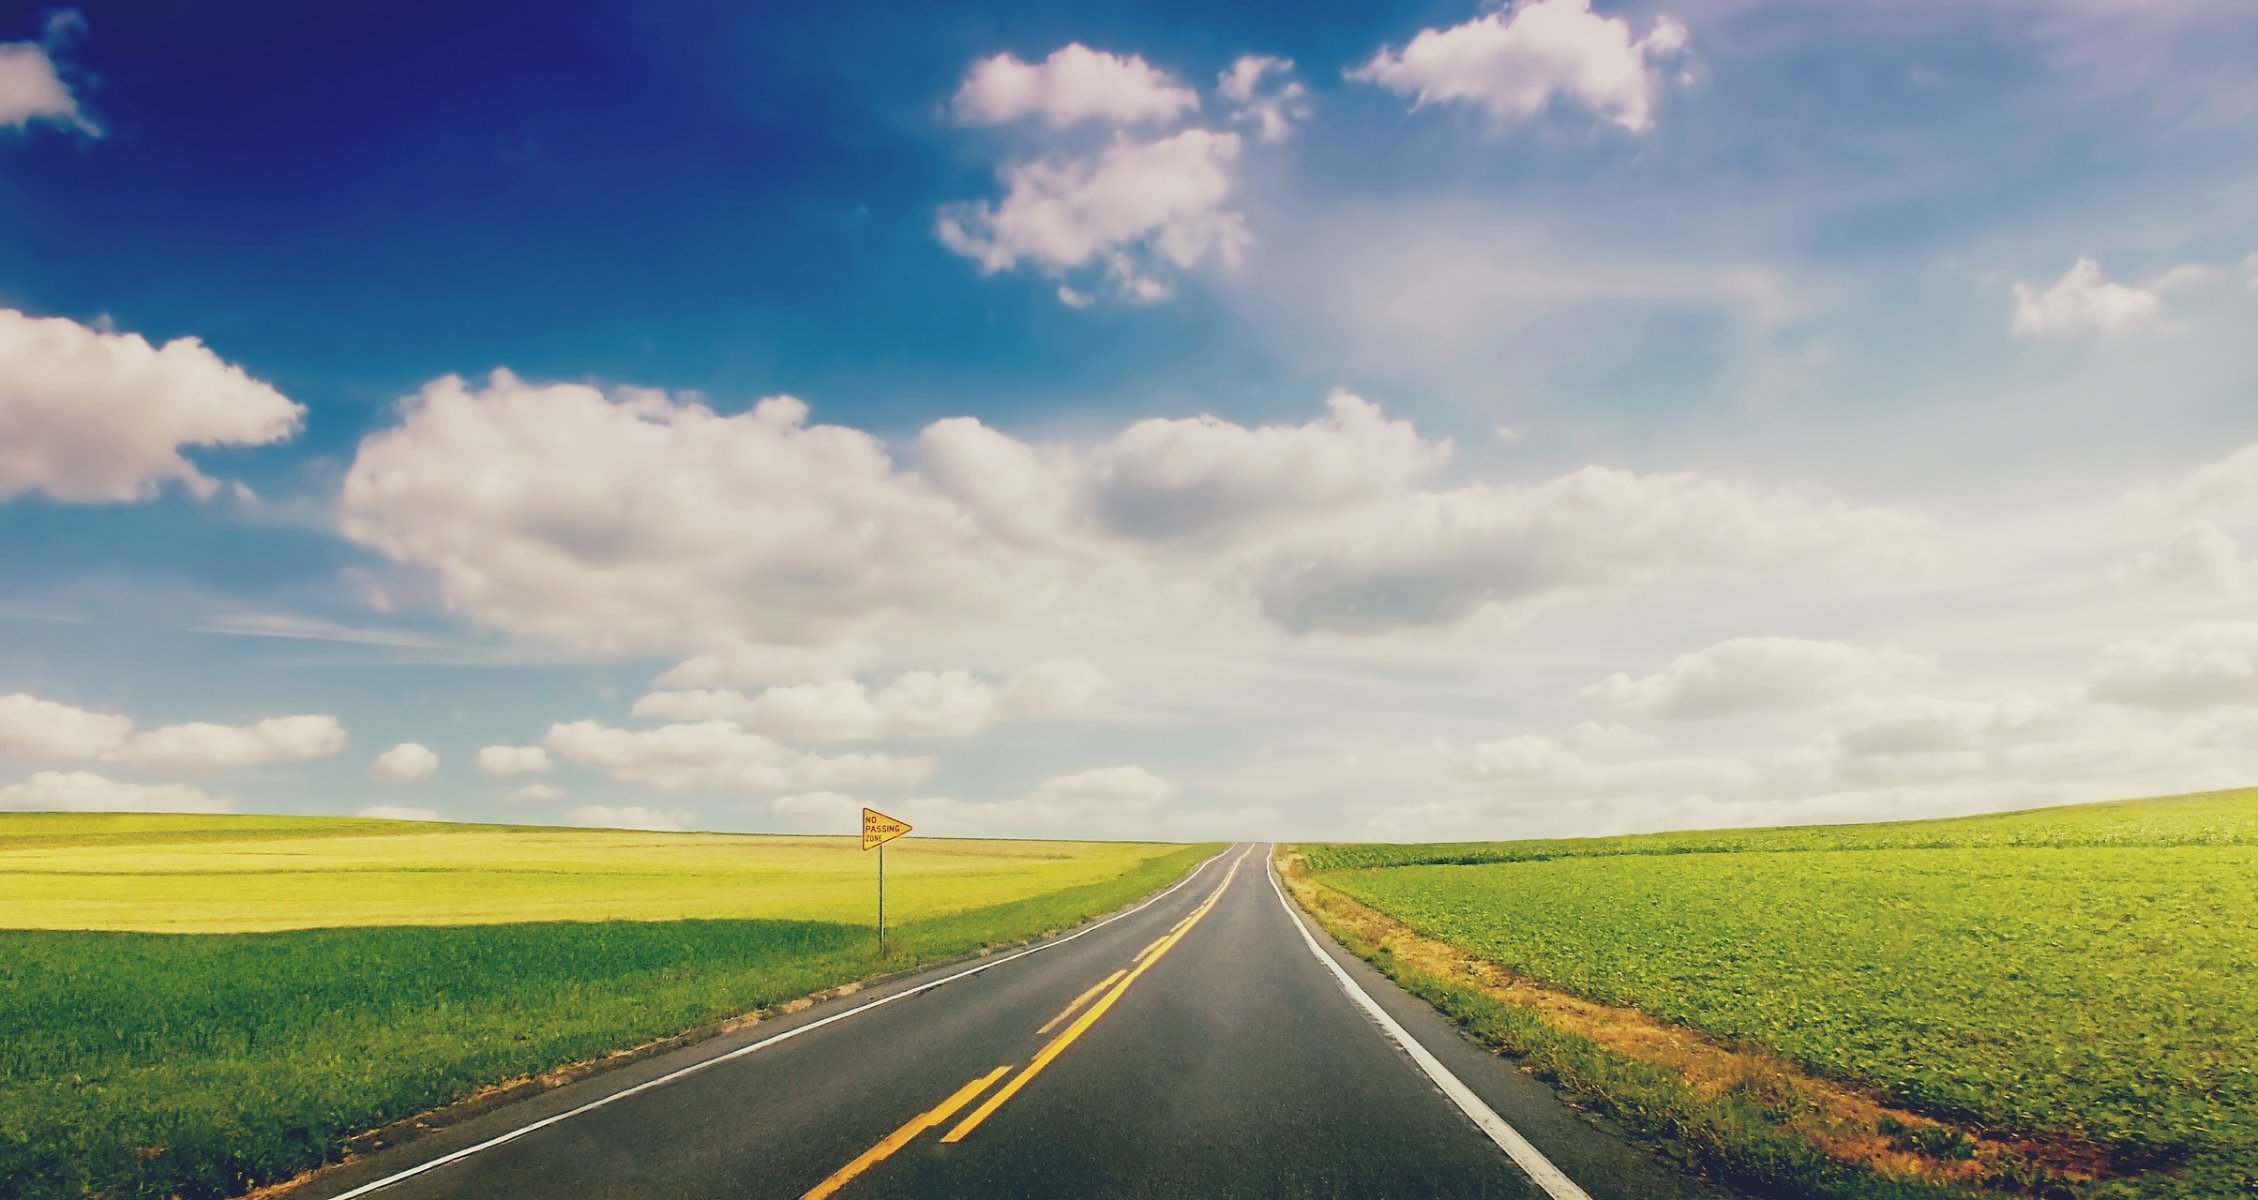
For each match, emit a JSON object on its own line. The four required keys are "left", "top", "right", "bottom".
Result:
{"left": 1827, "top": 693, "right": 2062, "bottom": 758}
{"left": 475, "top": 744, "right": 551, "bottom": 775}
{"left": 1463, "top": 734, "right": 1759, "bottom": 796}
{"left": 341, "top": 373, "right": 1003, "bottom": 654}
{"left": 654, "top": 642, "right": 877, "bottom": 689}
{"left": 2131, "top": 441, "right": 2258, "bottom": 520}
{"left": 952, "top": 44, "right": 1198, "bottom": 129}
{"left": 544, "top": 720, "right": 932, "bottom": 792}
{"left": 1564, "top": 721, "right": 1657, "bottom": 753}
{"left": 2112, "top": 523, "right": 2248, "bottom": 594}
{"left": 1809, "top": 691, "right": 2127, "bottom": 791}
{"left": 565, "top": 804, "right": 694, "bottom": 833}
{"left": 1582, "top": 638, "right": 1933, "bottom": 720}
{"left": 2009, "top": 258, "right": 2205, "bottom": 337}
{"left": 1000, "top": 660, "right": 1113, "bottom": 715}
{"left": 342, "top": 379, "right": 1929, "bottom": 656}
{"left": 1247, "top": 467, "right": 1927, "bottom": 634}
{"left": 821, "top": 768, "right": 1178, "bottom": 837}
{"left": 0, "top": 694, "right": 345, "bottom": 768}
{"left": 1351, "top": 0, "right": 1690, "bottom": 133}
{"left": 0, "top": 693, "right": 133, "bottom": 758}
{"left": 0, "top": 13, "right": 97, "bottom": 136}
{"left": 1087, "top": 391, "right": 1447, "bottom": 542}
{"left": 1217, "top": 55, "right": 1309, "bottom": 142}
{"left": 769, "top": 790, "right": 859, "bottom": 819}
{"left": 509, "top": 782, "right": 564, "bottom": 803}
{"left": 633, "top": 660, "right": 1107, "bottom": 741}
{"left": 358, "top": 805, "right": 441, "bottom": 822}
{"left": 118, "top": 715, "right": 346, "bottom": 769}
{"left": 0, "top": 771, "right": 230, "bottom": 813}
{"left": 0, "top": 309, "right": 304, "bottom": 503}
{"left": 2089, "top": 623, "right": 2258, "bottom": 709}
{"left": 371, "top": 742, "right": 439, "bottom": 781}
{"left": 936, "top": 128, "right": 1249, "bottom": 304}
{"left": 1031, "top": 764, "right": 1175, "bottom": 808}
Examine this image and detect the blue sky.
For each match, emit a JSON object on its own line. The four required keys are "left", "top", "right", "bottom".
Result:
{"left": 4, "top": 0, "right": 2258, "bottom": 839}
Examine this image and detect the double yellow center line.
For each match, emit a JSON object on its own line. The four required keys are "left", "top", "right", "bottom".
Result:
{"left": 940, "top": 850, "right": 1244, "bottom": 1142}
{"left": 795, "top": 847, "right": 1250, "bottom": 1198}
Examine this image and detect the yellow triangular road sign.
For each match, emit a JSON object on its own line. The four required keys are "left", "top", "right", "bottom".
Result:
{"left": 862, "top": 807, "right": 912, "bottom": 851}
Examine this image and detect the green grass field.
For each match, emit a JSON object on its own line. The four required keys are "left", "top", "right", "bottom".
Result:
{"left": 0, "top": 814, "right": 1211, "bottom": 1200}
{"left": 1300, "top": 790, "right": 2258, "bottom": 1200}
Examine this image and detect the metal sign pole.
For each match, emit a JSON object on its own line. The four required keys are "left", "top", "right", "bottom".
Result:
{"left": 860, "top": 806, "right": 909, "bottom": 957}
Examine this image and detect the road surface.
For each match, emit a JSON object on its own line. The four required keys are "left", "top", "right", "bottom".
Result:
{"left": 292, "top": 845, "right": 1736, "bottom": 1200}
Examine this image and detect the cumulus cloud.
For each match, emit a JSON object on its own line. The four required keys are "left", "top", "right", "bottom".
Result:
{"left": 117, "top": 715, "right": 346, "bottom": 769}
{"left": 634, "top": 660, "right": 1108, "bottom": 741}
{"left": 1000, "top": 660, "right": 1113, "bottom": 715}
{"left": 0, "top": 770, "right": 230, "bottom": 813}
{"left": 1827, "top": 693, "right": 2063, "bottom": 757}
{"left": 800, "top": 767, "right": 1175, "bottom": 837}
{"left": 1463, "top": 734, "right": 1758, "bottom": 796}
{"left": 0, "top": 693, "right": 133, "bottom": 758}
{"left": 1087, "top": 391, "right": 1447, "bottom": 542}
{"left": 2089, "top": 623, "right": 2258, "bottom": 709}
{"left": 565, "top": 804, "right": 693, "bottom": 832}
{"left": 358, "top": 805, "right": 441, "bottom": 821}
{"left": 1218, "top": 55, "right": 1309, "bottom": 142}
{"left": 2112, "top": 523, "right": 2248, "bottom": 594}
{"left": 371, "top": 742, "right": 439, "bottom": 781}
{"left": 342, "top": 379, "right": 1929, "bottom": 652}
{"left": 475, "top": 744, "right": 551, "bottom": 775}
{"left": 2009, "top": 258, "right": 2204, "bottom": 337}
{"left": 936, "top": 128, "right": 1249, "bottom": 304}
{"left": 341, "top": 373, "right": 1001, "bottom": 653}
{"left": 2131, "top": 441, "right": 2258, "bottom": 520}
{"left": 769, "top": 790, "right": 859, "bottom": 819}
{"left": 0, "top": 12, "right": 97, "bottom": 136}
{"left": 952, "top": 44, "right": 1198, "bottom": 129}
{"left": 1247, "top": 468, "right": 1926, "bottom": 634}
{"left": 1804, "top": 691, "right": 2122, "bottom": 791}
{"left": 0, "top": 694, "right": 345, "bottom": 768}
{"left": 1582, "top": 638, "right": 1933, "bottom": 720}
{"left": 1351, "top": 0, "right": 1690, "bottom": 133}
{"left": 0, "top": 309, "right": 304, "bottom": 503}
{"left": 509, "top": 782, "right": 564, "bottom": 802}
{"left": 654, "top": 642, "right": 878, "bottom": 689}
{"left": 1031, "top": 764, "right": 1175, "bottom": 808}
{"left": 545, "top": 719, "right": 931, "bottom": 792}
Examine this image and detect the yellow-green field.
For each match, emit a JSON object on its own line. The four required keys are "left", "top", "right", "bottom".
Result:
{"left": 0, "top": 812, "right": 1183, "bottom": 931}
{"left": 0, "top": 813, "right": 1212, "bottom": 1200}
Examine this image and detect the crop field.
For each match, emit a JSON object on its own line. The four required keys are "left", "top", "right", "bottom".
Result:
{"left": 0, "top": 814, "right": 1211, "bottom": 1200}
{"left": 1299, "top": 789, "right": 2258, "bottom": 1200}
{"left": 0, "top": 811, "right": 1186, "bottom": 931}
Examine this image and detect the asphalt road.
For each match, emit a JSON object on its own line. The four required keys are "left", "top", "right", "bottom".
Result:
{"left": 293, "top": 845, "right": 1738, "bottom": 1200}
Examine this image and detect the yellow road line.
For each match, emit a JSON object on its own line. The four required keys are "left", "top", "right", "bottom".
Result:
{"left": 797, "top": 1064, "right": 1011, "bottom": 1200}
{"left": 1131, "top": 934, "right": 1169, "bottom": 963}
{"left": 940, "top": 850, "right": 1249, "bottom": 1144}
{"left": 1038, "top": 969, "right": 1125, "bottom": 1035}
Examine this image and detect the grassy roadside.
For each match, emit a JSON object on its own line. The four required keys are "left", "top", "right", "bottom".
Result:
{"left": 1284, "top": 790, "right": 2258, "bottom": 1200}
{"left": 0, "top": 837, "right": 1219, "bottom": 1200}
{"left": 1283, "top": 855, "right": 2039, "bottom": 1200}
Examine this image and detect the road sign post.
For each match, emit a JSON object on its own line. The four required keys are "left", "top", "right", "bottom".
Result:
{"left": 861, "top": 807, "right": 911, "bottom": 955}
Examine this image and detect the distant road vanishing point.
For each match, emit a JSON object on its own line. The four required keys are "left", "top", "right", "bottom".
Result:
{"left": 291, "top": 845, "right": 1735, "bottom": 1200}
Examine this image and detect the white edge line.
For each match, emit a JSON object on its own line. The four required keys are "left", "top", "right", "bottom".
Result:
{"left": 1265, "top": 849, "right": 1594, "bottom": 1200}
{"left": 322, "top": 845, "right": 1239, "bottom": 1200}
